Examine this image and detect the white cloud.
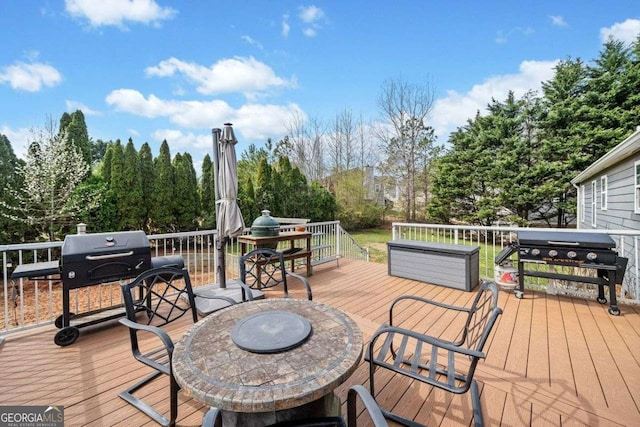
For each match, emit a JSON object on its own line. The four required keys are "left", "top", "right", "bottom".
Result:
{"left": 550, "top": 16, "right": 568, "bottom": 27}
{"left": 234, "top": 103, "right": 307, "bottom": 140}
{"left": 241, "top": 35, "right": 263, "bottom": 50}
{"left": 0, "top": 61, "right": 62, "bottom": 92}
{"left": 282, "top": 14, "right": 290, "bottom": 38}
{"left": 299, "top": 5, "right": 324, "bottom": 24}
{"left": 303, "top": 28, "right": 317, "bottom": 38}
{"left": 298, "top": 5, "right": 325, "bottom": 37}
{"left": 105, "top": 88, "right": 305, "bottom": 140}
{"left": 65, "top": 0, "right": 177, "bottom": 28}
{"left": 145, "top": 56, "right": 295, "bottom": 96}
{"left": 431, "top": 60, "right": 558, "bottom": 139}
{"left": 494, "top": 26, "right": 535, "bottom": 44}
{"left": 1, "top": 125, "right": 33, "bottom": 159}
{"left": 65, "top": 100, "right": 102, "bottom": 116}
{"left": 151, "top": 129, "right": 211, "bottom": 152}
{"left": 600, "top": 19, "right": 640, "bottom": 44}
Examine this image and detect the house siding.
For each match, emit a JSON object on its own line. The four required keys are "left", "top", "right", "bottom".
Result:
{"left": 580, "top": 155, "right": 640, "bottom": 231}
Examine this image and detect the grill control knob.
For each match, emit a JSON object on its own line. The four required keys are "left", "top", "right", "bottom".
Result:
{"left": 68, "top": 271, "right": 76, "bottom": 279}
{"left": 567, "top": 251, "right": 577, "bottom": 259}
{"left": 548, "top": 250, "right": 558, "bottom": 257}
{"left": 586, "top": 252, "right": 598, "bottom": 261}
{"left": 531, "top": 249, "right": 540, "bottom": 256}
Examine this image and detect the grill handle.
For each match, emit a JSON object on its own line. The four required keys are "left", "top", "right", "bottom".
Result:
{"left": 85, "top": 251, "right": 134, "bottom": 261}
{"left": 547, "top": 241, "right": 580, "bottom": 246}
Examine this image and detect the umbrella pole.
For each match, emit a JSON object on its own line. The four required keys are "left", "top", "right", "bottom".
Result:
{"left": 212, "top": 128, "right": 227, "bottom": 289}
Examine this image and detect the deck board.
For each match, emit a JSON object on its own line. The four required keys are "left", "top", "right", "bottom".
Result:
{"left": 1, "top": 258, "right": 640, "bottom": 426}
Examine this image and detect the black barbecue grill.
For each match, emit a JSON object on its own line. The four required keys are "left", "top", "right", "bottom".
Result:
{"left": 495, "top": 230, "right": 628, "bottom": 315}
{"left": 11, "top": 231, "right": 183, "bottom": 346}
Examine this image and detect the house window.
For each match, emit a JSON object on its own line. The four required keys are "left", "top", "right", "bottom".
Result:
{"left": 580, "top": 185, "right": 586, "bottom": 222}
{"left": 600, "top": 175, "right": 608, "bottom": 211}
{"left": 635, "top": 160, "right": 640, "bottom": 214}
{"left": 591, "top": 180, "right": 597, "bottom": 226}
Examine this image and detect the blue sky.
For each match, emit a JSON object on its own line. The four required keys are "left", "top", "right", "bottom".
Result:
{"left": 1, "top": 1, "right": 639, "bottom": 170}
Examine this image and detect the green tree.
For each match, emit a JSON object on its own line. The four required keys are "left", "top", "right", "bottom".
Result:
{"left": 538, "top": 57, "right": 588, "bottom": 226}
{"left": 61, "top": 110, "right": 92, "bottom": 168}
{"left": 138, "top": 142, "right": 154, "bottom": 232}
{"left": 0, "top": 134, "right": 27, "bottom": 243}
{"left": 114, "top": 139, "right": 144, "bottom": 230}
{"left": 71, "top": 175, "right": 117, "bottom": 233}
{"left": 150, "top": 140, "right": 175, "bottom": 232}
{"left": 427, "top": 107, "right": 508, "bottom": 226}
{"left": 254, "top": 157, "right": 275, "bottom": 212}
{"left": 173, "top": 153, "right": 199, "bottom": 230}
{"left": 200, "top": 154, "right": 215, "bottom": 229}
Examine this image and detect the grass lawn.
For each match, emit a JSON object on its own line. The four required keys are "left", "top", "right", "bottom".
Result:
{"left": 348, "top": 228, "right": 393, "bottom": 263}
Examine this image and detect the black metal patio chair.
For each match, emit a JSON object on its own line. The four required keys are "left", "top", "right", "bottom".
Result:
{"left": 202, "top": 385, "right": 389, "bottom": 426}
{"left": 366, "top": 281, "right": 503, "bottom": 427}
{"left": 239, "top": 248, "right": 313, "bottom": 300}
{"left": 118, "top": 266, "right": 240, "bottom": 427}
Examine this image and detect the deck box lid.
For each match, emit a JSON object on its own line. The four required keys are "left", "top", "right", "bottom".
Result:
{"left": 387, "top": 239, "right": 480, "bottom": 255}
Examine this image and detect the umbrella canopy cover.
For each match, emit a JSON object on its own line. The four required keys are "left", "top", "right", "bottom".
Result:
{"left": 216, "top": 124, "right": 245, "bottom": 238}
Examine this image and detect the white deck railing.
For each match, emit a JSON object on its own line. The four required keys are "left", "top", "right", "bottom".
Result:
{"left": 392, "top": 222, "right": 640, "bottom": 305}
{"left": 0, "top": 221, "right": 368, "bottom": 336}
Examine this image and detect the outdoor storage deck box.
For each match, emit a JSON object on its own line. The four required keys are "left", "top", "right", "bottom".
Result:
{"left": 387, "top": 240, "right": 480, "bottom": 291}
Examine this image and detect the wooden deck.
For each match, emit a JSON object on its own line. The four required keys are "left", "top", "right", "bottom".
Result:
{"left": 1, "top": 258, "right": 640, "bottom": 426}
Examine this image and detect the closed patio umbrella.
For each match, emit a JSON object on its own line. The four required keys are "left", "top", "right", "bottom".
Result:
{"left": 214, "top": 123, "right": 245, "bottom": 288}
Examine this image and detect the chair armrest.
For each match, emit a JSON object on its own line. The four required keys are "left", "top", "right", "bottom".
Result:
{"left": 119, "top": 318, "right": 174, "bottom": 351}
{"left": 389, "top": 294, "right": 470, "bottom": 328}
{"left": 236, "top": 280, "right": 256, "bottom": 301}
{"left": 370, "top": 324, "right": 486, "bottom": 360}
{"left": 285, "top": 271, "right": 313, "bottom": 300}
{"left": 347, "top": 385, "right": 389, "bottom": 427}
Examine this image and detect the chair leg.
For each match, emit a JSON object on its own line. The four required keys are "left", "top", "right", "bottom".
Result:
{"left": 119, "top": 371, "right": 173, "bottom": 427}
{"left": 170, "top": 374, "right": 179, "bottom": 427}
{"left": 471, "top": 379, "right": 484, "bottom": 427}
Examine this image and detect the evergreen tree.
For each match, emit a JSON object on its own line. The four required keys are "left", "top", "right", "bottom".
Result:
{"left": 116, "top": 139, "right": 144, "bottom": 230}
{"left": 173, "top": 153, "right": 199, "bottom": 231}
{"left": 200, "top": 154, "right": 215, "bottom": 229}
{"left": 538, "top": 57, "right": 588, "bottom": 226}
{"left": 151, "top": 140, "right": 175, "bottom": 232}
{"left": 108, "top": 141, "right": 125, "bottom": 228}
{"left": 138, "top": 143, "right": 154, "bottom": 232}
{"left": 101, "top": 143, "right": 114, "bottom": 185}
{"left": 71, "top": 174, "right": 117, "bottom": 233}
{"left": 61, "top": 110, "right": 92, "bottom": 168}
{"left": 0, "top": 134, "right": 27, "bottom": 243}
{"left": 255, "top": 157, "right": 275, "bottom": 212}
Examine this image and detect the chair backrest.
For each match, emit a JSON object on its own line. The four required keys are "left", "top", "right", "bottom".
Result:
{"left": 460, "top": 281, "right": 502, "bottom": 353}
{"left": 120, "top": 266, "right": 198, "bottom": 328}
{"left": 240, "top": 248, "right": 289, "bottom": 292}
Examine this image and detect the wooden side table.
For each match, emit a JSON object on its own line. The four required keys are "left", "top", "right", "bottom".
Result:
{"left": 238, "top": 231, "right": 313, "bottom": 277}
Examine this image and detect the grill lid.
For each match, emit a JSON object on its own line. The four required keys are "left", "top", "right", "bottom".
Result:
{"left": 62, "top": 230, "right": 150, "bottom": 258}
{"left": 517, "top": 230, "right": 615, "bottom": 249}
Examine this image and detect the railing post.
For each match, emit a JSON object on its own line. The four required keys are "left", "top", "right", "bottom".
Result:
{"left": 336, "top": 222, "right": 341, "bottom": 258}
{"left": 454, "top": 229, "right": 459, "bottom": 245}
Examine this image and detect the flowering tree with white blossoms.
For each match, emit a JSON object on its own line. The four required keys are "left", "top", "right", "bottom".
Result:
{"left": 4, "top": 122, "right": 90, "bottom": 241}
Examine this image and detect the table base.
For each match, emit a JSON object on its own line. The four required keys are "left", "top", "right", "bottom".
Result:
{"left": 220, "top": 392, "right": 340, "bottom": 426}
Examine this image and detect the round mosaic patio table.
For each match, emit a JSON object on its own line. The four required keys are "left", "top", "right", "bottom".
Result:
{"left": 172, "top": 298, "right": 363, "bottom": 426}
